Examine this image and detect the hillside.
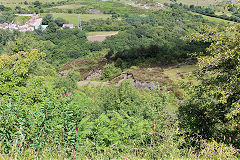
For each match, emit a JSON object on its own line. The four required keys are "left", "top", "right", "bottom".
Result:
{"left": 156, "top": 0, "right": 228, "bottom": 7}
{"left": 0, "top": 0, "right": 239, "bottom": 159}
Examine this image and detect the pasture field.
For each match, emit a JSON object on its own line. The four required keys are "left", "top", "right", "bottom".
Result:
{"left": 13, "top": 16, "right": 31, "bottom": 25}
{"left": 0, "top": 0, "right": 65, "bottom": 7}
{"left": 191, "top": 12, "right": 235, "bottom": 24}
{"left": 0, "top": 0, "right": 228, "bottom": 8}
{"left": 52, "top": 4, "right": 86, "bottom": 9}
{"left": 0, "top": 0, "right": 65, "bottom": 4}
{"left": 0, "top": 0, "right": 129, "bottom": 7}
{"left": 215, "top": 11, "right": 232, "bottom": 16}
{"left": 155, "top": 0, "right": 227, "bottom": 7}
{"left": 40, "top": 13, "right": 111, "bottom": 26}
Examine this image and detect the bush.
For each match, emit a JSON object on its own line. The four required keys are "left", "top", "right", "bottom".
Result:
{"left": 102, "top": 63, "right": 122, "bottom": 79}
{"left": 54, "top": 17, "right": 68, "bottom": 27}
{"left": 114, "top": 58, "right": 124, "bottom": 69}
{"left": 199, "top": 140, "right": 237, "bottom": 159}
{"left": 42, "top": 14, "right": 54, "bottom": 25}
{"left": 54, "top": 70, "right": 80, "bottom": 89}
{"left": 90, "top": 41, "right": 103, "bottom": 52}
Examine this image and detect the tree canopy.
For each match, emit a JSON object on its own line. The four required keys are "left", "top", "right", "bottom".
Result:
{"left": 179, "top": 24, "right": 240, "bottom": 148}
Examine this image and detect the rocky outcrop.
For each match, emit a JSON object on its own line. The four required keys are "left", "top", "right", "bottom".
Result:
{"left": 113, "top": 72, "right": 158, "bottom": 90}
{"left": 85, "top": 70, "right": 102, "bottom": 80}
{"left": 132, "top": 80, "right": 157, "bottom": 90}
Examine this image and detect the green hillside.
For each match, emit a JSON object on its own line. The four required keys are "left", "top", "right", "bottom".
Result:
{"left": 0, "top": 0, "right": 239, "bottom": 159}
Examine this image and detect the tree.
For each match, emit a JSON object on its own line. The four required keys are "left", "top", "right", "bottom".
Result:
{"left": 90, "top": 41, "right": 103, "bottom": 52}
{"left": 0, "top": 12, "right": 16, "bottom": 23}
{"left": 0, "top": 49, "right": 45, "bottom": 95}
{"left": 33, "top": 1, "right": 41, "bottom": 8}
{"left": 54, "top": 17, "right": 67, "bottom": 27}
{"left": 4, "top": 33, "right": 53, "bottom": 54}
{"left": 179, "top": 25, "right": 240, "bottom": 148}
{"left": 190, "top": 5, "right": 195, "bottom": 10}
{"left": 0, "top": 29, "right": 18, "bottom": 46}
{"left": 0, "top": 5, "right": 5, "bottom": 11}
{"left": 46, "top": 22, "right": 59, "bottom": 33}
{"left": 42, "top": 14, "right": 54, "bottom": 25}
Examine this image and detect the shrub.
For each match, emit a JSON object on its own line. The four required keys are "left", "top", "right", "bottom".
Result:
{"left": 90, "top": 41, "right": 103, "bottom": 52}
{"left": 199, "top": 140, "right": 237, "bottom": 159}
{"left": 101, "top": 63, "right": 121, "bottom": 79}
{"left": 54, "top": 70, "right": 80, "bottom": 89}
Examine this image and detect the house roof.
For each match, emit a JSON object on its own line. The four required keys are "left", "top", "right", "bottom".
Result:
{"left": 62, "top": 24, "right": 74, "bottom": 28}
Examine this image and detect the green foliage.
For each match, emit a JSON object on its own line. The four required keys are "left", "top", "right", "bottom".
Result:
{"left": 35, "top": 28, "right": 89, "bottom": 63}
{"left": 0, "top": 49, "right": 179, "bottom": 158}
{"left": 102, "top": 63, "right": 122, "bottom": 79}
{"left": 0, "top": 5, "right": 5, "bottom": 11}
{"left": 30, "top": 60, "right": 57, "bottom": 77}
{"left": 179, "top": 24, "right": 240, "bottom": 148}
{"left": 73, "top": 81, "right": 181, "bottom": 158}
{"left": 54, "top": 17, "right": 68, "bottom": 27}
{"left": 4, "top": 33, "right": 54, "bottom": 55}
{"left": 0, "top": 71, "right": 182, "bottom": 159}
{"left": 199, "top": 140, "right": 237, "bottom": 159}
{"left": 0, "top": 49, "right": 45, "bottom": 95}
{"left": 103, "top": 9, "right": 211, "bottom": 65}
{"left": 42, "top": 14, "right": 68, "bottom": 27}
{"left": 90, "top": 41, "right": 103, "bottom": 52}
{"left": 0, "top": 29, "right": 19, "bottom": 49}
{"left": 0, "top": 2, "right": 237, "bottom": 159}
{"left": 0, "top": 12, "right": 16, "bottom": 23}
{"left": 42, "top": 14, "right": 54, "bottom": 25}
{"left": 46, "top": 22, "right": 59, "bottom": 33}
{"left": 33, "top": 1, "right": 41, "bottom": 8}
{"left": 54, "top": 70, "right": 80, "bottom": 90}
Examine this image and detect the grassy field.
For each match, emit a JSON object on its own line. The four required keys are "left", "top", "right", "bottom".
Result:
{"left": 0, "top": 0, "right": 65, "bottom": 4}
{"left": 191, "top": 12, "right": 234, "bottom": 24}
{"left": 0, "top": 0, "right": 228, "bottom": 9}
{"left": 0, "top": 0, "right": 65, "bottom": 7}
{"left": 53, "top": 4, "right": 86, "bottom": 9}
{"left": 40, "top": 13, "right": 111, "bottom": 26}
{"left": 215, "top": 11, "right": 232, "bottom": 16}
{"left": 0, "top": 0, "right": 129, "bottom": 7}
{"left": 163, "top": 64, "right": 197, "bottom": 82}
{"left": 13, "top": 16, "right": 31, "bottom": 25}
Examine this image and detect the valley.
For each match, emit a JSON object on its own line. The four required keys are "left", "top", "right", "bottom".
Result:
{"left": 0, "top": 0, "right": 239, "bottom": 159}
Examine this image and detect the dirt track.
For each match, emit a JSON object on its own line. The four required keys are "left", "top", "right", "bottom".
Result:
{"left": 77, "top": 81, "right": 109, "bottom": 87}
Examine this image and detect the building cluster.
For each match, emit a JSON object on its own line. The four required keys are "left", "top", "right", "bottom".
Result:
{"left": 0, "top": 14, "right": 42, "bottom": 32}
{"left": 0, "top": 14, "right": 74, "bottom": 32}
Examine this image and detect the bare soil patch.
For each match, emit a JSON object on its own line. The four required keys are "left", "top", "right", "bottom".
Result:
{"left": 87, "top": 32, "right": 118, "bottom": 42}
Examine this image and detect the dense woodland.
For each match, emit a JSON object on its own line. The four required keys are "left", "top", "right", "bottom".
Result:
{"left": 0, "top": 0, "right": 239, "bottom": 159}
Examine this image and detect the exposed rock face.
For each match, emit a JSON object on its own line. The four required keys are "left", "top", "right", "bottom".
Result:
{"left": 132, "top": 80, "right": 157, "bottom": 90}
{"left": 85, "top": 70, "right": 102, "bottom": 81}
{"left": 114, "top": 72, "right": 158, "bottom": 90}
